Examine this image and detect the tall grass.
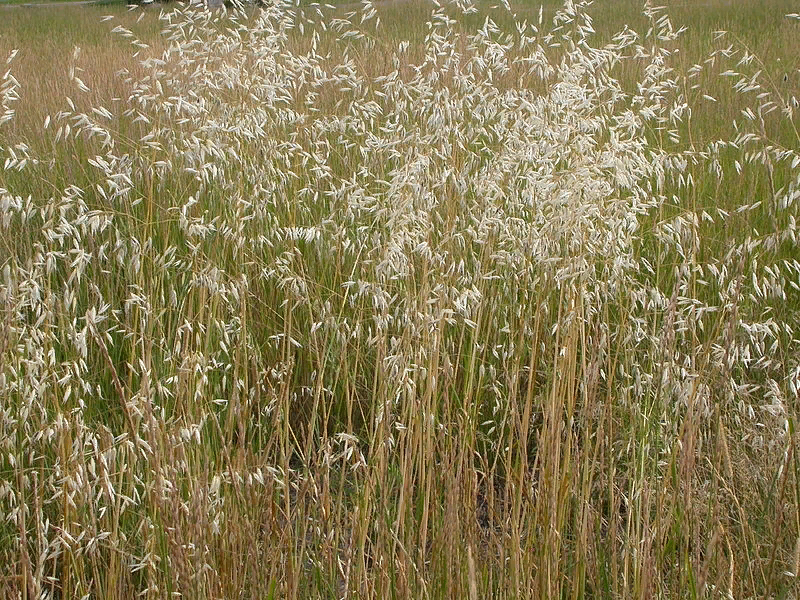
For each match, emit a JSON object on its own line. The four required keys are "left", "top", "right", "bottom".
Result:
{"left": 1, "top": 0, "right": 799, "bottom": 598}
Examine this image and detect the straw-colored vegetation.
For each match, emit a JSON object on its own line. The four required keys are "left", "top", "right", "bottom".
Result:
{"left": 1, "top": 0, "right": 799, "bottom": 597}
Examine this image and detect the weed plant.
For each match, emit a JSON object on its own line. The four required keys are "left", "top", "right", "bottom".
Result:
{"left": 1, "top": 0, "right": 799, "bottom": 598}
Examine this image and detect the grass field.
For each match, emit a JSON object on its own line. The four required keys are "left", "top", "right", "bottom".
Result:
{"left": 1, "top": 0, "right": 799, "bottom": 598}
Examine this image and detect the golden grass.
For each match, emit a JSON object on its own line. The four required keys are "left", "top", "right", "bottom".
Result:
{"left": 1, "top": 1, "right": 799, "bottom": 598}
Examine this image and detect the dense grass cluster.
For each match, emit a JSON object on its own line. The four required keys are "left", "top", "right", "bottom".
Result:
{"left": 1, "top": 0, "right": 799, "bottom": 597}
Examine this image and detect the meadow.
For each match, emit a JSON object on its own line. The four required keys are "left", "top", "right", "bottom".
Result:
{"left": 1, "top": 0, "right": 799, "bottom": 597}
